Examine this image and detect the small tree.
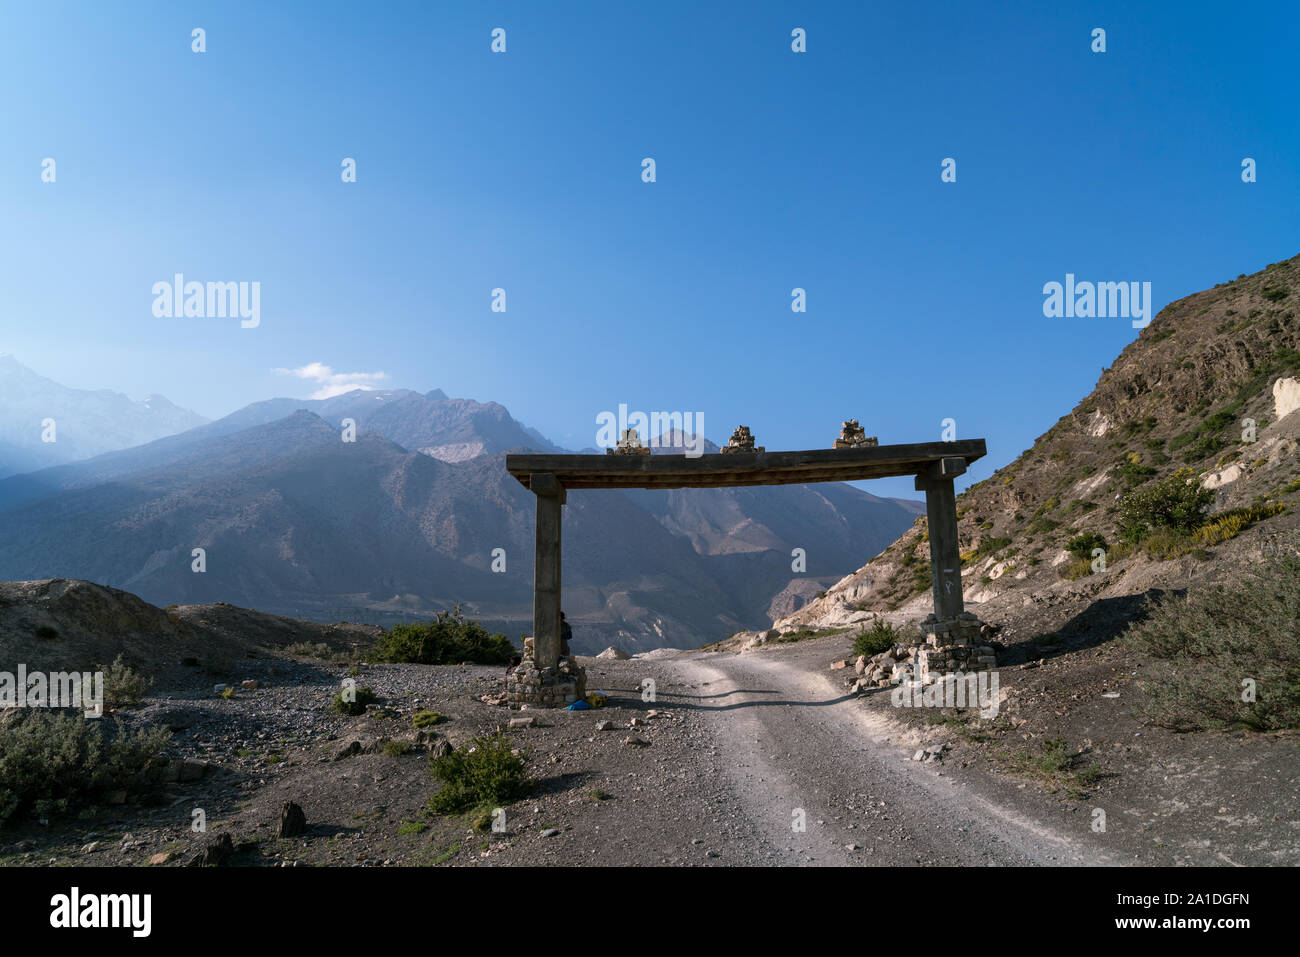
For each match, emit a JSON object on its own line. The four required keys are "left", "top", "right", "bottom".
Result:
{"left": 1118, "top": 468, "right": 1214, "bottom": 541}
{"left": 99, "top": 655, "right": 151, "bottom": 709}
{"left": 854, "top": 621, "right": 901, "bottom": 658}
{"left": 427, "top": 733, "right": 533, "bottom": 815}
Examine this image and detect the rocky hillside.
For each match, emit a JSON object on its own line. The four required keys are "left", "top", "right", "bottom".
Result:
{"left": 756, "top": 252, "right": 1300, "bottom": 639}
{"left": 0, "top": 578, "right": 379, "bottom": 676}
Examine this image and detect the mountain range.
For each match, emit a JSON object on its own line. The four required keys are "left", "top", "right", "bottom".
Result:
{"left": 0, "top": 353, "right": 207, "bottom": 479}
{"left": 0, "top": 362, "right": 922, "bottom": 652}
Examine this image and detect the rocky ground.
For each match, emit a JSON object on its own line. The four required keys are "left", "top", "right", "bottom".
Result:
{"left": 0, "top": 649, "right": 785, "bottom": 867}
{"left": 3, "top": 630, "right": 1294, "bottom": 867}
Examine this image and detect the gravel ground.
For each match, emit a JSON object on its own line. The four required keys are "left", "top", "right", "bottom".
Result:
{"left": 2, "top": 636, "right": 1294, "bottom": 867}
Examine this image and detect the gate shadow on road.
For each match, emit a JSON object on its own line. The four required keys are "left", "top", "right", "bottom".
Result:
{"left": 595, "top": 686, "right": 858, "bottom": 712}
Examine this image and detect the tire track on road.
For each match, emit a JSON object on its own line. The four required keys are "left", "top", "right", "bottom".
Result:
{"left": 666, "top": 649, "right": 1114, "bottom": 866}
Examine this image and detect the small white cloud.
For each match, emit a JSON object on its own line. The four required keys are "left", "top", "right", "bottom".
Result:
{"left": 273, "top": 362, "right": 388, "bottom": 400}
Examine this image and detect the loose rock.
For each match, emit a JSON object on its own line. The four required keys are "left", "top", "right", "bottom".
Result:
{"left": 279, "top": 801, "right": 308, "bottom": 838}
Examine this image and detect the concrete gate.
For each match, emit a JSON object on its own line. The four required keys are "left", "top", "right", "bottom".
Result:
{"left": 504, "top": 437, "right": 989, "bottom": 708}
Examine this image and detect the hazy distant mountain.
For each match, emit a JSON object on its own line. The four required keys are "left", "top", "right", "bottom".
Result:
{"left": 0, "top": 396, "right": 922, "bottom": 650}
{"left": 198, "top": 388, "right": 561, "bottom": 461}
{"left": 0, "top": 387, "right": 558, "bottom": 511}
{"left": 0, "top": 355, "right": 207, "bottom": 478}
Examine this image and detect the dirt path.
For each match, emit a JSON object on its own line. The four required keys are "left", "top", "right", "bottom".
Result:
{"left": 661, "top": 648, "right": 1114, "bottom": 866}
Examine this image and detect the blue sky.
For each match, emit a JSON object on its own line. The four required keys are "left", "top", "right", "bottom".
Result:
{"left": 2, "top": 1, "right": 1297, "bottom": 499}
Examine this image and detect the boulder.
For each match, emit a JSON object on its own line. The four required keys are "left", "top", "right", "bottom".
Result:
{"left": 188, "top": 833, "right": 234, "bottom": 867}
{"left": 333, "top": 740, "right": 363, "bottom": 762}
{"left": 279, "top": 802, "right": 307, "bottom": 838}
{"left": 596, "top": 647, "right": 630, "bottom": 660}
{"left": 1203, "top": 463, "right": 1244, "bottom": 490}
{"left": 1274, "top": 377, "right": 1300, "bottom": 420}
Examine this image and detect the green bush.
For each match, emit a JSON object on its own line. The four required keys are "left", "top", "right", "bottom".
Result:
{"left": 1011, "top": 736, "right": 1101, "bottom": 791}
{"left": 1125, "top": 555, "right": 1300, "bottom": 731}
{"left": 0, "top": 712, "right": 171, "bottom": 825}
{"left": 853, "top": 620, "right": 901, "bottom": 657}
{"left": 1065, "top": 532, "right": 1108, "bottom": 562}
{"left": 1129, "top": 502, "right": 1286, "bottom": 561}
{"left": 332, "top": 685, "right": 378, "bottom": 716}
{"left": 427, "top": 733, "right": 533, "bottom": 815}
{"left": 1119, "top": 461, "right": 1157, "bottom": 486}
{"left": 1059, "top": 557, "right": 1094, "bottom": 580}
{"left": 1179, "top": 435, "right": 1227, "bottom": 463}
{"left": 1193, "top": 502, "right": 1287, "bottom": 545}
{"left": 1139, "top": 527, "right": 1206, "bottom": 561}
{"left": 1026, "top": 514, "right": 1061, "bottom": 535}
{"left": 372, "top": 607, "right": 516, "bottom": 665}
{"left": 412, "top": 710, "right": 443, "bottom": 729}
{"left": 963, "top": 536, "right": 1012, "bottom": 565}
{"left": 99, "top": 654, "right": 151, "bottom": 709}
{"left": 1118, "top": 468, "right": 1214, "bottom": 541}
{"left": 908, "top": 564, "right": 931, "bottom": 595}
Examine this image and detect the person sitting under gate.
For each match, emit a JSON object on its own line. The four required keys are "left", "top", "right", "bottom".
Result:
{"left": 560, "top": 611, "right": 573, "bottom": 657}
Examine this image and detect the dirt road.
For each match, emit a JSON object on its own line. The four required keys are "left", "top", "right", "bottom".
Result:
{"left": 659, "top": 646, "right": 1113, "bottom": 866}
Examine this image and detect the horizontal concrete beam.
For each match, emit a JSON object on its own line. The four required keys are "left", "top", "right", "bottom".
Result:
{"left": 507, "top": 440, "right": 987, "bottom": 491}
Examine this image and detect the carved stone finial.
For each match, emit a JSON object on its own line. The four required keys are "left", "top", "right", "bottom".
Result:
{"left": 834, "top": 418, "right": 878, "bottom": 449}
{"left": 720, "top": 425, "right": 764, "bottom": 454}
{"left": 606, "top": 427, "right": 652, "bottom": 455}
